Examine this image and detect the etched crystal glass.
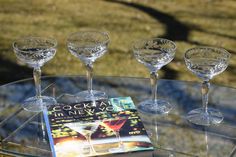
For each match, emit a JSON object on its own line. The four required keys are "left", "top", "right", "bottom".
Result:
{"left": 133, "top": 38, "right": 176, "bottom": 114}
{"left": 67, "top": 31, "right": 109, "bottom": 102}
{"left": 184, "top": 47, "right": 230, "bottom": 126}
{"left": 13, "top": 37, "right": 57, "bottom": 112}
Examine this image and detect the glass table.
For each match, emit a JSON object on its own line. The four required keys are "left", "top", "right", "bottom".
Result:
{"left": 0, "top": 76, "right": 235, "bottom": 157}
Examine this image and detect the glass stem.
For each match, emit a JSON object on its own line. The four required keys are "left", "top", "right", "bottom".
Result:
{"left": 41, "top": 113, "right": 47, "bottom": 142}
{"left": 115, "top": 131, "right": 124, "bottom": 148}
{"left": 204, "top": 128, "right": 209, "bottom": 156}
{"left": 86, "top": 63, "right": 93, "bottom": 94}
{"left": 86, "top": 134, "right": 96, "bottom": 154}
{"left": 201, "top": 80, "right": 210, "bottom": 114}
{"left": 150, "top": 71, "right": 158, "bottom": 102}
{"left": 33, "top": 67, "right": 42, "bottom": 98}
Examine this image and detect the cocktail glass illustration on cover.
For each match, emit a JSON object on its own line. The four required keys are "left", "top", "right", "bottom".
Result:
{"left": 133, "top": 38, "right": 176, "bottom": 114}
{"left": 13, "top": 37, "right": 57, "bottom": 112}
{"left": 184, "top": 47, "right": 230, "bottom": 126}
{"left": 102, "top": 116, "right": 128, "bottom": 152}
{"left": 64, "top": 120, "right": 100, "bottom": 155}
{"left": 67, "top": 31, "right": 109, "bottom": 102}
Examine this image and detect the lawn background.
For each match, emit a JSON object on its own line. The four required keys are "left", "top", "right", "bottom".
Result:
{"left": 0, "top": 0, "right": 236, "bottom": 87}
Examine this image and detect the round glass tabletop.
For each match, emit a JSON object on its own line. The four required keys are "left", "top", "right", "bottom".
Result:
{"left": 0, "top": 76, "right": 235, "bottom": 157}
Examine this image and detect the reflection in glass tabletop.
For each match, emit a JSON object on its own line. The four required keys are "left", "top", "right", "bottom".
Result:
{"left": 0, "top": 76, "right": 235, "bottom": 157}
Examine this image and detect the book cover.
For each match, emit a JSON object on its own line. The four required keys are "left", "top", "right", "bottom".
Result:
{"left": 44, "top": 97, "right": 153, "bottom": 157}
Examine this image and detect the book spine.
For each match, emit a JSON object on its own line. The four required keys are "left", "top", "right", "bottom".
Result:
{"left": 43, "top": 109, "right": 57, "bottom": 157}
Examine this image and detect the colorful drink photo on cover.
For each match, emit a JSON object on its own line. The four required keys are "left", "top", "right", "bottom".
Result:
{"left": 101, "top": 115, "right": 128, "bottom": 152}
{"left": 64, "top": 120, "right": 101, "bottom": 155}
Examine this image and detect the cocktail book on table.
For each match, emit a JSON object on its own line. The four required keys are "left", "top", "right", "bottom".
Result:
{"left": 43, "top": 97, "right": 154, "bottom": 157}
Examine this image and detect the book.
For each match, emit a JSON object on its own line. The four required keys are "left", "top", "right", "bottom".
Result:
{"left": 44, "top": 97, "right": 154, "bottom": 157}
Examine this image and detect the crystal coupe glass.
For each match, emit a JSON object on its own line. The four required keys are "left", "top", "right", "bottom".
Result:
{"left": 13, "top": 37, "right": 57, "bottom": 112}
{"left": 67, "top": 31, "right": 109, "bottom": 102}
{"left": 133, "top": 38, "right": 176, "bottom": 114}
{"left": 184, "top": 47, "right": 230, "bottom": 126}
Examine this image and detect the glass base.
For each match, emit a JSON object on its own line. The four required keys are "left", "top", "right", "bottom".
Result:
{"left": 137, "top": 99, "right": 173, "bottom": 115}
{"left": 22, "top": 96, "right": 57, "bottom": 112}
{"left": 108, "top": 145, "right": 125, "bottom": 153}
{"left": 75, "top": 90, "right": 108, "bottom": 102}
{"left": 187, "top": 107, "right": 223, "bottom": 126}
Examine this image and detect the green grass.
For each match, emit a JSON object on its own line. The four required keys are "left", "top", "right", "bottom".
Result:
{"left": 0, "top": 0, "right": 236, "bottom": 87}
